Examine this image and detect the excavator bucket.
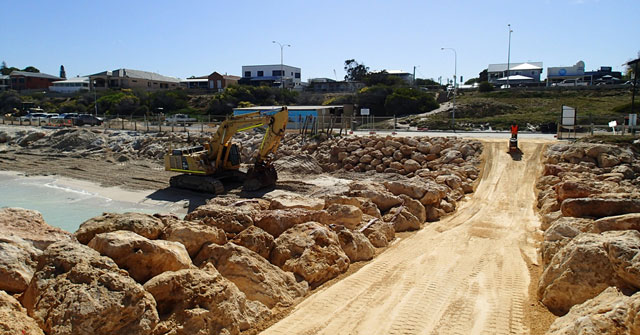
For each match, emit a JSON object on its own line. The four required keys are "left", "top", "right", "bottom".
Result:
{"left": 243, "top": 164, "right": 278, "bottom": 191}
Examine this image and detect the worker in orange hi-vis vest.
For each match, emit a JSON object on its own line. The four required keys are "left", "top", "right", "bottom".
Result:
{"left": 510, "top": 121, "right": 518, "bottom": 139}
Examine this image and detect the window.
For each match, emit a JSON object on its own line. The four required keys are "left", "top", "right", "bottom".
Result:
{"left": 257, "top": 71, "right": 264, "bottom": 77}
{"left": 272, "top": 70, "right": 283, "bottom": 76}
{"left": 244, "top": 71, "right": 251, "bottom": 77}
{"left": 295, "top": 72, "right": 301, "bottom": 79}
{"left": 291, "top": 72, "right": 293, "bottom": 75}
{"left": 132, "top": 80, "right": 137, "bottom": 83}
{"left": 148, "top": 82, "right": 151, "bottom": 87}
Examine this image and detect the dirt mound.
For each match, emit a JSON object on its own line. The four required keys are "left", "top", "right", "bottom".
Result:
{"left": 48, "top": 129, "right": 102, "bottom": 151}
{"left": 274, "top": 154, "right": 323, "bottom": 175}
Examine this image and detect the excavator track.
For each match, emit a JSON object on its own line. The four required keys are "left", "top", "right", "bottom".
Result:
{"left": 169, "top": 174, "right": 225, "bottom": 195}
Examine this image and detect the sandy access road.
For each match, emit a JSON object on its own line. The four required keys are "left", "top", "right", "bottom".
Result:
{"left": 262, "top": 139, "right": 550, "bottom": 335}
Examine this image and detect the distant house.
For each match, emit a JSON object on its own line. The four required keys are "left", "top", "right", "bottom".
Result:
{"left": 50, "top": 77, "right": 90, "bottom": 93}
{"left": 239, "top": 64, "right": 302, "bottom": 89}
{"left": 88, "top": 68, "right": 180, "bottom": 91}
{"left": 585, "top": 66, "right": 622, "bottom": 83}
{"left": 9, "top": 71, "right": 62, "bottom": 91}
{"left": 180, "top": 72, "right": 240, "bottom": 91}
{"left": 306, "top": 78, "right": 364, "bottom": 93}
{"left": 487, "top": 62, "right": 543, "bottom": 85}
{"left": 208, "top": 72, "right": 240, "bottom": 91}
{"left": 0, "top": 75, "right": 9, "bottom": 91}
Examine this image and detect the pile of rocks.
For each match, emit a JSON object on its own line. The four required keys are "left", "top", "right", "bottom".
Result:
{"left": 534, "top": 142, "right": 640, "bottom": 334}
{"left": 0, "top": 148, "right": 481, "bottom": 334}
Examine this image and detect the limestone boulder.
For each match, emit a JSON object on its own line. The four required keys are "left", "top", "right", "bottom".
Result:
{"left": 598, "top": 153, "right": 621, "bottom": 168}
{"left": 425, "top": 206, "right": 445, "bottom": 222}
{"left": 399, "top": 194, "right": 426, "bottom": 223}
{"left": 361, "top": 217, "right": 395, "bottom": 247}
{"left": 594, "top": 213, "right": 640, "bottom": 233}
{"left": 540, "top": 211, "right": 563, "bottom": 231}
{"left": 326, "top": 204, "right": 363, "bottom": 230}
{"left": 75, "top": 212, "right": 166, "bottom": 244}
{"left": 270, "top": 222, "right": 350, "bottom": 286}
{"left": 161, "top": 219, "right": 227, "bottom": 257}
{"left": 331, "top": 225, "right": 375, "bottom": 262}
{"left": 0, "top": 236, "right": 41, "bottom": 294}
{"left": 269, "top": 194, "right": 325, "bottom": 211}
{"left": 195, "top": 243, "right": 308, "bottom": 308}
{"left": 254, "top": 208, "right": 330, "bottom": 238}
{"left": 88, "top": 231, "right": 192, "bottom": 283}
{"left": 348, "top": 181, "right": 403, "bottom": 211}
{"left": 0, "top": 208, "right": 71, "bottom": 250}
{"left": 546, "top": 287, "right": 640, "bottom": 335}
{"left": 21, "top": 241, "right": 159, "bottom": 334}
{"left": 231, "top": 226, "right": 275, "bottom": 259}
{"left": 383, "top": 180, "right": 427, "bottom": 199}
{"left": 556, "top": 181, "right": 598, "bottom": 202}
{"left": 383, "top": 206, "right": 421, "bottom": 232}
{"left": 419, "top": 181, "right": 449, "bottom": 206}
{"left": 403, "top": 159, "right": 420, "bottom": 173}
{"left": 0, "top": 290, "right": 43, "bottom": 335}
{"left": 541, "top": 217, "right": 595, "bottom": 266}
{"left": 561, "top": 198, "right": 640, "bottom": 218}
{"left": 185, "top": 203, "right": 255, "bottom": 235}
{"left": 323, "top": 195, "right": 381, "bottom": 218}
{"left": 18, "top": 131, "right": 46, "bottom": 146}
{"left": 144, "top": 267, "right": 270, "bottom": 335}
{"left": 538, "top": 231, "right": 640, "bottom": 315}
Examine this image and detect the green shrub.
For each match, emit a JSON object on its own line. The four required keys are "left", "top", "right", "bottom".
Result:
{"left": 478, "top": 81, "right": 493, "bottom": 92}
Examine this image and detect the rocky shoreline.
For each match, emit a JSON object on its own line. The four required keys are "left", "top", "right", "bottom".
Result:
{"left": 535, "top": 140, "right": 640, "bottom": 334}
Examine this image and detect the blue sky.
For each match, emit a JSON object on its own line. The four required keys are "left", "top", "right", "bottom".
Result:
{"left": 2, "top": 0, "right": 638, "bottom": 83}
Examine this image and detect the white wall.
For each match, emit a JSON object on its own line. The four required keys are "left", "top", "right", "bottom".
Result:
{"left": 242, "top": 65, "right": 302, "bottom": 84}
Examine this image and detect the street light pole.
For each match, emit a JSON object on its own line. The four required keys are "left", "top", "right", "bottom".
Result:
{"left": 507, "top": 24, "right": 513, "bottom": 89}
{"left": 441, "top": 47, "right": 457, "bottom": 131}
{"left": 272, "top": 41, "right": 290, "bottom": 89}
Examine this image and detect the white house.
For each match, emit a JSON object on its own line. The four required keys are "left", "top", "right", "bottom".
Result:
{"left": 487, "top": 62, "right": 543, "bottom": 84}
{"left": 240, "top": 64, "right": 301, "bottom": 89}
{"left": 49, "top": 77, "right": 90, "bottom": 93}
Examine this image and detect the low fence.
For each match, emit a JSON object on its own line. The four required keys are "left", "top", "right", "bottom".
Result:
{"left": 557, "top": 114, "right": 638, "bottom": 140}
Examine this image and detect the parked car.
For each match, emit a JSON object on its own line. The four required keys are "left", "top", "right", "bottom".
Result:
{"left": 73, "top": 114, "right": 103, "bottom": 126}
{"left": 165, "top": 114, "right": 196, "bottom": 126}
{"left": 20, "top": 112, "right": 49, "bottom": 122}
{"left": 555, "top": 79, "right": 588, "bottom": 87}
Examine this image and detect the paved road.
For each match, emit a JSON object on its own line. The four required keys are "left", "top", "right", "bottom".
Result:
{"left": 261, "top": 139, "right": 550, "bottom": 335}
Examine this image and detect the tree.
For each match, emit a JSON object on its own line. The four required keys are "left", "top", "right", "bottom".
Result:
{"left": 60, "top": 65, "right": 66, "bottom": 79}
{"left": 22, "top": 66, "right": 40, "bottom": 73}
{"left": 478, "top": 69, "right": 488, "bottom": 82}
{"left": 344, "top": 59, "right": 369, "bottom": 81}
{"left": 0, "top": 61, "right": 19, "bottom": 75}
{"left": 383, "top": 87, "right": 438, "bottom": 116}
{"left": 464, "top": 77, "right": 479, "bottom": 85}
{"left": 363, "top": 71, "right": 406, "bottom": 87}
{"left": 478, "top": 81, "right": 494, "bottom": 92}
{"left": 415, "top": 78, "right": 439, "bottom": 86}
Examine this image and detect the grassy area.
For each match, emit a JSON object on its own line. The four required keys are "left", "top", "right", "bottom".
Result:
{"left": 410, "top": 88, "right": 635, "bottom": 131}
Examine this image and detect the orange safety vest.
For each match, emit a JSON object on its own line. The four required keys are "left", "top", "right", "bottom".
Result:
{"left": 510, "top": 124, "right": 518, "bottom": 135}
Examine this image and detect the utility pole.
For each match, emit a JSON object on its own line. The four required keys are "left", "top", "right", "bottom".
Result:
{"left": 441, "top": 47, "right": 457, "bottom": 132}
{"left": 272, "top": 41, "right": 291, "bottom": 89}
{"left": 507, "top": 24, "right": 513, "bottom": 89}
{"left": 413, "top": 66, "right": 417, "bottom": 87}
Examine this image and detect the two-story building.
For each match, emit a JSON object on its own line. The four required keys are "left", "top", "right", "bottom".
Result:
{"left": 487, "top": 62, "right": 543, "bottom": 85}
{"left": 88, "top": 68, "right": 180, "bottom": 91}
{"left": 306, "top": 78, "right": 365, "bottom": 93}
{"left": 239, "top": 64, "right": 301, "bottom": 89}
{"left": 9, "top": 71, "right": 62, "bottom": 91}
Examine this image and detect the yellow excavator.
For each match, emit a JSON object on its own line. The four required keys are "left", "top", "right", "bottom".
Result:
{"left": 164, "top": 107, "right": 288, "bottom": 194}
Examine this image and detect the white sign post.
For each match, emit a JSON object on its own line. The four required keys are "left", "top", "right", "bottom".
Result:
{"left": 360, "top": 108, "right": 370, "bottom": 116}
{"left": 609, "top": 120, "right": 618, "bottom": 135}
{"left": 561, "top": 105, "right": 577, "bottom": 139}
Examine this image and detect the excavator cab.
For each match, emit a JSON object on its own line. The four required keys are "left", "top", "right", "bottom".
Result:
{"left": 164, "top": 107, "right": 288, "bottom": 194}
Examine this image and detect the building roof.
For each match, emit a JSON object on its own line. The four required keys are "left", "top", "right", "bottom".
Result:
{"left": 242, "top": 64, "right": 300, "bottom": 69}
{"left": 496, "top": 75, "right": 534, "bottom": 81}
{"left": 181, "top": 78, "right": 208, "bottom": 83}
{"left": 487, "top": 62, "right": 543, "bottom": 72}
{"left": 89, "top": 68, "right": 180, "bottom": 83}
{"left": 0, "top": 75, "right": 9, "bottom": 80}
{"left": 223, "top": 75, "right": 241, "bottom": 80}
{"left": 9, "top": 71, "right": 61, "bottom": 80}
{"left": 52, "top": 76, "right": 89, "bottom": 84}
{"left": 510, "top": 63, "right": 543, "bottom": 70}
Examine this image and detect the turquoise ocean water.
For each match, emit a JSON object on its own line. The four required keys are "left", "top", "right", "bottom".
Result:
{"left": 0, "top": 173, "right": 171, "bottom": 233}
